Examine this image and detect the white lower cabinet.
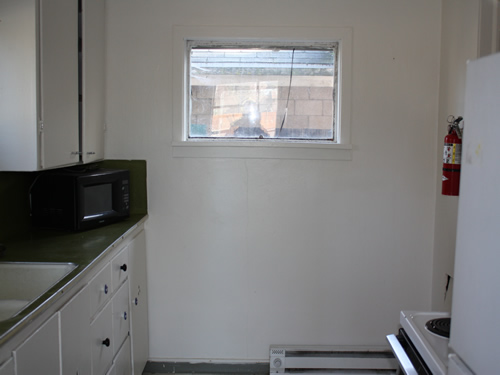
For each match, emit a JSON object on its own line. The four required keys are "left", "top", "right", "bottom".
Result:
{"left": 60, "top": 286, "right": 92, "bottom": 375}
{"left": 90, "top": 277, "right": 132, "bottom": 375}
{"left": 90, "top": 273, "right": 134, "bottom": 375}
{"left": 14, "top": 313, "right": 60, "bottom": 375}
{"left": 5, "top": 225, "right": 148, "bottom": 375}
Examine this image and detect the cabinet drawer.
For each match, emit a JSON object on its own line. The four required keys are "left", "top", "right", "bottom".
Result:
{"left": 106, "top": 362, "right": 116, "bottom": 375}
{"left": 91, "top": 300, "right": 114, "bottom": 375}
{"left": 111, "top": 246, "right": 129, "bottom": 290}
{"left": 89, "top": 262, "right": 112, "bottom": 317}
{"left": 112, "top": 280, "right": 130, "bottom": 355}
{"left": 105, "top": 336, "right": 132, "bottom": 375}
{"left": 114, "top": 336, "right": 132, "bottom": 375}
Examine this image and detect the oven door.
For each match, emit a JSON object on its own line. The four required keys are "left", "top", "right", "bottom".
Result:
{"left": 387, "top": 329, "right": 432, "bottom": 375}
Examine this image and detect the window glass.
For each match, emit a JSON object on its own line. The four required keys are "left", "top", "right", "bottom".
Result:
{"left": 189, "top": 44, "right": 338, "bottom": 141}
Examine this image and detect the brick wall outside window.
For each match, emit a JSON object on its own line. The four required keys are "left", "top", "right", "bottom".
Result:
{"left": 191, "top": 83, "right": 334, "bottom": 139}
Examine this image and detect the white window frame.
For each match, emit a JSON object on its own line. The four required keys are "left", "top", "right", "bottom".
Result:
{"left": 172, "top": 25, "right": 352, "bottom": 160}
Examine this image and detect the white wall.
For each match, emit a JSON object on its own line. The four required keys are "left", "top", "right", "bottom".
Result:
{"left": 431, "top": 0, "right": 480, "bottom": 311}
{"left": 105, "top": 0, "right": 441, "bottom": 361}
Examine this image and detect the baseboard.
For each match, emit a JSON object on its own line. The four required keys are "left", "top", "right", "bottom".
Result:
{"left": 143, "top": 361, "right": 270, "bottom": 374}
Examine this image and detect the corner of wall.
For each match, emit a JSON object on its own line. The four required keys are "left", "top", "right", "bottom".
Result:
{"left": 431, "top": 0, "right": 480, "bottom": 311}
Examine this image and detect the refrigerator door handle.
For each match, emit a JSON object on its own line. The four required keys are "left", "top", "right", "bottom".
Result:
{"left": 387, "top": 334, "right": 418, "bottom": 375}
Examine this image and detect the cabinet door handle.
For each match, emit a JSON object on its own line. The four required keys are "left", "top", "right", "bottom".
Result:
{"left": 102, "top": 338, "right": 111, "bottom": 347}
{"left": 134, "top": 297, "right": 138, "bottom": 306}
{"left": 104, "top": 284, "right": 108, "bottom": 294}
{"left": 123, "top": 311, "right": 127, "bottom": 320}
{"left": 120, "top": 264, "right": 127, "bottom": 272}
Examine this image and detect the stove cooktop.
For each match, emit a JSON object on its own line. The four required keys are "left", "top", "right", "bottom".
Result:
{"left": 425, "top": 317, "right": 451, "bottom": 338}
{"left": 400, "top": 311, "right": 451, "bottom": 375}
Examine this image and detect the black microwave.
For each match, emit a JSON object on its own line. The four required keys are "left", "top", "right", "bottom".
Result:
{"left": 30, "top": 168, "right": 130, "bottom": 231}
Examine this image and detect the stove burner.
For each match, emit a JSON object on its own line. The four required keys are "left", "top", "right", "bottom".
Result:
{"left": 425, "top": 317, "right": 451, "bottom": 338}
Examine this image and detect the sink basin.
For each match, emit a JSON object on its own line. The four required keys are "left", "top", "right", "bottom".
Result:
{"left": 0, "top": 262, "right": 78, "bottom": 321}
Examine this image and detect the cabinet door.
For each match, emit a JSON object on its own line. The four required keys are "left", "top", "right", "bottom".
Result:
{"left": 91, "top": 300, "right": 114, "bottom": 375}
{"left": 14, "top": 313, "right": 61, "bottom": 375}
{"left": 60, "top": 286, "right": 91, "bottom": 375}
{"left": 39, "top": 0, "right": 80, "bottom": 169}
{"left": 128, "top": 230, "right": 149, "bottom": 375}
{"left": 81, "top": 0, "right": 105, "bottom": 163}
{"left": 0, "top": 357, "right": 14, "bottom": 375}
{"left": 0, "top": 0, "right": 38, "bottom": 171}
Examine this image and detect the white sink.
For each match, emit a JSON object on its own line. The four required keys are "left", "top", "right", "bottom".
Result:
{"left": 0, "top": 262, "right": 77, "bottom": 321}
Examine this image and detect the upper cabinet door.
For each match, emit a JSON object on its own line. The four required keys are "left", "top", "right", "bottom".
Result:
{"left": 39, "top": 0, "right": 80, "bottom": 169}
{"left": 0, "top": 0, "right": 40, "bottom": 171}
{"left": 81, "top": 0, "right": 105, "bottom": 164}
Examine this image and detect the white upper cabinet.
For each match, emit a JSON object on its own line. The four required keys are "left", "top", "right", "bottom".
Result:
{"left": 82, "top": 0, "right": 106, "bottom": 163}
{"left": 40, "top": 0, "right": 80, "bottom": 169}
{"left": 0, "top": 0, "right": 104, "bottom": 171}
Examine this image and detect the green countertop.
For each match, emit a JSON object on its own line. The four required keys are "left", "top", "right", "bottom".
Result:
{"left": 0, "top": 213, "right": 147, "bottom": 346}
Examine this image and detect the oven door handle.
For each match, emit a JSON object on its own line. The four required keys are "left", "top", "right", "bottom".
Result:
{"left": 386, "top": 334, "right": 418, "bottom": 375}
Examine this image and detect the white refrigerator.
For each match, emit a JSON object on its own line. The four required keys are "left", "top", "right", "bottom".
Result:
{"left": 447, "top": 52, "right": 500, "bottom": 374}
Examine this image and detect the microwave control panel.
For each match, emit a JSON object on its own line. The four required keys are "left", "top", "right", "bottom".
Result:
{"left": 122, "top": 179, "right": 130, "bottom": 211}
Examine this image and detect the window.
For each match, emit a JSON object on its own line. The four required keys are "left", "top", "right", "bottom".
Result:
{"left": 189, "top": 43, "right": 338, "bottom": 141}
{"left": 173, "top": 26, "right": 352, "bottom": 160}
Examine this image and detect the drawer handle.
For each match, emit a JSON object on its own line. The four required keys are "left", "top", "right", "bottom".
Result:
{"left": 102, "top": 338, "right": 111, "bottom": 347}
{"left": 120, "top": 264, "right": 127, "bottom": 272}
{"left": 104, "top": 284, "right": 109, "bottom": 294}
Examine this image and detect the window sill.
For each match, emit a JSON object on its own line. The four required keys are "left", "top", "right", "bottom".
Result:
{"left": 172, "top": 140, "right": 352, "bottom": 160}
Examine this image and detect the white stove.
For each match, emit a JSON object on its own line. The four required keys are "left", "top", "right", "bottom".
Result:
{"left": 387, "top": 310, "right": 451, "bottom": 375}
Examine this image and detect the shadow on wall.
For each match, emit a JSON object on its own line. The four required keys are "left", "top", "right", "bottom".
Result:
{"left": 0, "top": 171, "right": 38, "bottom": 240}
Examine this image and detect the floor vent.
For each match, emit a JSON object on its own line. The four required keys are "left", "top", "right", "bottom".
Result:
{"left": 270, "top": 345, "right": 398, "bottom": 374}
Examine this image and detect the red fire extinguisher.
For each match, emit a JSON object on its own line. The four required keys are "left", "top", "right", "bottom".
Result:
{"left": 442, "top": 116, "right": 463, "bottom": 196}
